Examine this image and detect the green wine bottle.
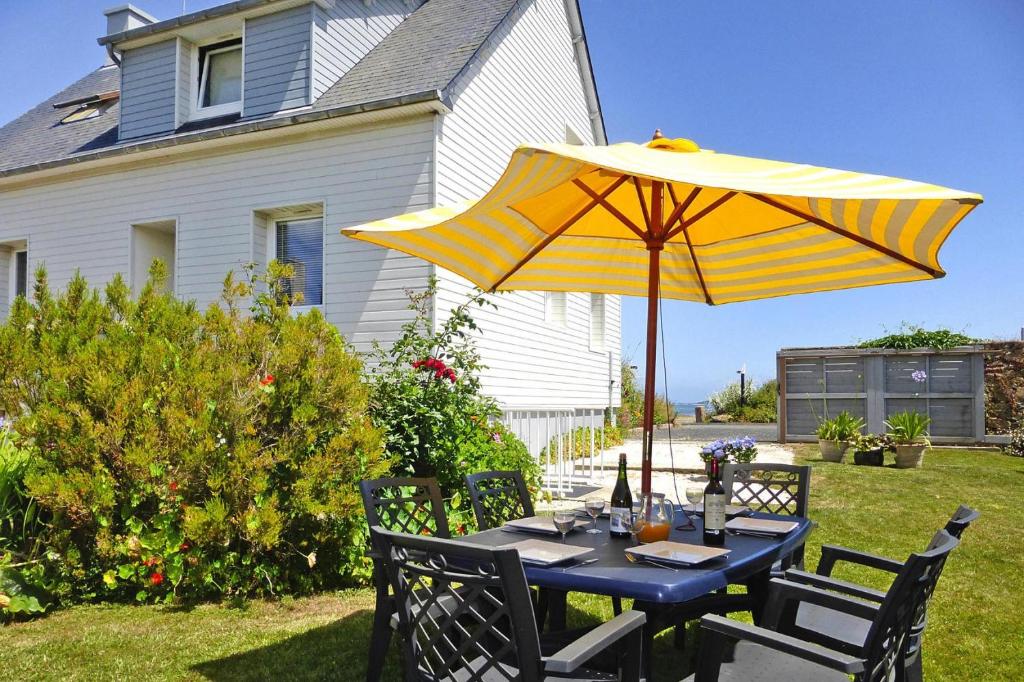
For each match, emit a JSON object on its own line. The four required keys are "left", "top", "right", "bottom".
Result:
{"left": 609, "top": 453, "right": 632, "bottom": 538}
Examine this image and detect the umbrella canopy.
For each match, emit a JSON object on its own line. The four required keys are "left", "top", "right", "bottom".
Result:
{"left": 342, "top": 135, "right": 982, "bottom": 493}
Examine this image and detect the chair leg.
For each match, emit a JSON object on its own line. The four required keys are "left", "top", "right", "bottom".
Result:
{"left": 366, "top": 580, "right": 394, "bottom": 682}
{"left": 547, "top": 589, "right": 568, "bottom": 631}
{"left": 612, "top": 596, "right": 623, "bottom": 616}
{"left": 673, "top": 622, "right": 687, "bottom": 651}
{"left": 535, "top": 587, "right": 550, "bottom": 631}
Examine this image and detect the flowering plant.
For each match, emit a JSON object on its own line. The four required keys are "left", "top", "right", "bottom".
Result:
{"left": 368, "top": 279, "right": 539, "bottom": 497}
{"left": 699, "top": 436, "right": 758, "bottom": 465}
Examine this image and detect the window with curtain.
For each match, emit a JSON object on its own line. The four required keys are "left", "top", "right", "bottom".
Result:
{"left": 275, "top": 218, "right": 323, "bottom": 306}
{"left": 589, "top": 293, "right": 605, "bottom": 351}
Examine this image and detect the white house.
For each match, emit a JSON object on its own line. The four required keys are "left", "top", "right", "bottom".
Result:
{"left": 0, "top": 0, "right": 621, "bottom": 473}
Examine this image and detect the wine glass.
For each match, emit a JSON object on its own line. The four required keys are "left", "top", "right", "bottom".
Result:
{"left": 584, "top": 498, "right": 605, "bottom": 534}
{"left": 680, "top": 483, "right": 704, "bottom": 531}
{"left": 552, "top": 511, "right": 576, "bottom": 542}
{"left": 624, "top": 511, "right": 646, "bottom": 545}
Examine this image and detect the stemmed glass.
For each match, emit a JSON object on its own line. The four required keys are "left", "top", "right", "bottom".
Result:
{"left": 584, "top": 498, "right": 605, "bottom": 534}
{"left": 679, "top": 483, "right": 704, "bottom": 531}
{"left": 552, "top": 511, "right": 576, "bottom": 543}
{"left": 624, "top": 510, "right": 646, "bottom": 545}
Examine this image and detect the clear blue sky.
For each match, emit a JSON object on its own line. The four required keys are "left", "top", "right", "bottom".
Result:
{"left": 1, "top": 1, "right": 1021, "bottom": 401}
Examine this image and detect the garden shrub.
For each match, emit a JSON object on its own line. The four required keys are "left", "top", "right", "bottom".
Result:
{"left": 0, "top": 262, "right": 386, "bottom": 605}
{"left": 858, "top": 324, "right": 977, "bottom": 350}
{"left": 0, "top": 424, "right": 49, "bottom": 620}
{"left": 367, "top": 281, "right": 540, "bottom": 501}
{"left": 707, "top": 379, "right": 778, "bottom": 423}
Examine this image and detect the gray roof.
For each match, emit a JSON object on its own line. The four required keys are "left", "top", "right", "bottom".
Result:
{"left": 0, "top": 0, "right": 521, "bottom": 178}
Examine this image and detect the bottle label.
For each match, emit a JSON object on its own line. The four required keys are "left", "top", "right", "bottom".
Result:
{"left": 609, "top": 507, "right": 630, "bottom": 534}
{"left": 704, "top": 493, "right": 727, "bottom": 531}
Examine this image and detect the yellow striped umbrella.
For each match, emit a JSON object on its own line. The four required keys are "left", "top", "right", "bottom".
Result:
{"left": 342, "top": 134, "right": 982, "bottom": 493}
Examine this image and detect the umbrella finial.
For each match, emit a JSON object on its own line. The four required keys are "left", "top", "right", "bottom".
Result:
{"left": 652, "top": 129, "right": 664, "bottom": 140}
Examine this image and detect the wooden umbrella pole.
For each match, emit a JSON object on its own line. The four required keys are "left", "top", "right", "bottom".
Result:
{"left": 640, "top": 180, "right": 665, "bottom": 495}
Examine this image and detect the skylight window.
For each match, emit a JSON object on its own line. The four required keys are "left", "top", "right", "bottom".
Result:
{"left": 53, "top": 90, "right": 118, "bottom": 125}
{"left": 60, "top": 103, "right": 107, "bottom": 124}
{"left": 197, "top": 39, "right": 242, "bottom": 116}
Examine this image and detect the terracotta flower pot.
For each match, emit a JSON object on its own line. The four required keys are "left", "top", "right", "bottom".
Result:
{"left": 894, "top": 444, "right": 927, "bottom": 468}
{"left": 818, "top": 439, "right": 849, "bottom": 463}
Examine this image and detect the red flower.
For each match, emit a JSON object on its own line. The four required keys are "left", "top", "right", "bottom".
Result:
{"left": 179, "top": 542, "right": 190, "bottom": 553}
{"left": 150, "top": 572, "right": 164, "bottom": 586}
{"left": 260, "top": 374, "right": 275, "bottom": 386}
{"left": 169, "top": 481, "right": 179, "bottom": 492}
{"left": 457, "top": 524, "right": 466, "bottom": 535}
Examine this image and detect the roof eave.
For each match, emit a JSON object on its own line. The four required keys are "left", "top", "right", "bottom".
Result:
{"left": 97, "top": 0, "right": 331, "bottom": 47}
{"left": 0, "top": 89, "right": 447, "bottom": 181}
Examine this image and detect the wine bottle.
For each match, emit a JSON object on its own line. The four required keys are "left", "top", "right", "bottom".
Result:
{"left": 609, "top": 453, "right": 632, "bottom": 538}
{"left": 703, "top": 458, "right": 726, "bottom": 546}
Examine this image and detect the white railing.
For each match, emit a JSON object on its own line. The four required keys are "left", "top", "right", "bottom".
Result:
{"left": 501, "top": 407, "right": 607, "bottom": 496}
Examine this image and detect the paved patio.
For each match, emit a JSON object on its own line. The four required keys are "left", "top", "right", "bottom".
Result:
{"left": 540, "top": 435, "right": 796, "bottom": 505}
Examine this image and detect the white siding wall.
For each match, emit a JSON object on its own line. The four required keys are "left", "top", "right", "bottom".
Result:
{"left": 175, "top": 38, "right": 192, "bottom": 128}
{"left": 311, "top": 0, "right": 418, "bottom": 100}
{"left": 119, "top": 38, "right": 178, "bottom": 140}
{"left": 433, "top": 0, "right": 620, "bottom": 410}
{"left": 0, "top": 116, "right": 435, "bottom": 354}
{"left": 244, "top": 5, "right": 313, "bottom": 117}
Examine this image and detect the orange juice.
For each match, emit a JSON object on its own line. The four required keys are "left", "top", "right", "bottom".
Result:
{"left": 637, "top": 522, "right": 670, "bottom": 544}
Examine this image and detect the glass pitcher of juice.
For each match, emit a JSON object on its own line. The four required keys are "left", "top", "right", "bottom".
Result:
{"left": 636, "top": 492, "right": 674, "bottom": 543}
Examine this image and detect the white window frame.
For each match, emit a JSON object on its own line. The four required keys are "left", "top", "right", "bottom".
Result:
{"left": 193, "top": 39, "right": 243, "bottom": 120}
{"left": 8, "top": 247, "right": 28, "bottom": 304}
{"left": 268, "top": 215, "right": 325, "bottom": 311}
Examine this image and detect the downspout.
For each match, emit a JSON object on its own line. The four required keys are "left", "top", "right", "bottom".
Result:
{"left": 106, "top": 44, "right": 122, "bottom": 67}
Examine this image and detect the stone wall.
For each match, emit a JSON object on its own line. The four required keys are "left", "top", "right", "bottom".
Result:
{"left": 984, "top": 341, "right": 1024, "bottom": 434}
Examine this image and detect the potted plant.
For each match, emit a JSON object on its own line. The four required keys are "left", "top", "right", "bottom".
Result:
{"left": 885, "top": 410, "right": 932, "bottom": 468}
{"left": 850, "top": 433, "right": 893, "bottom": 466}
{"left": 816, "top": 411, "right": 865, "bottom": 463}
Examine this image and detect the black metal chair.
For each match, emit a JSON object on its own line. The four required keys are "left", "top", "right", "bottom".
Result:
{"left": 684, "top": 530, "right": 960, "bottom": 682}
{"left": 669, "top": 463, "right": 812, "bottom": 651}
{"left": 465, "top": 470, "right": 535, "bottom": 531}
{"left": 722, "top": 462, "right": 812, "bottom": 571}
{"left": 783, "top": 505, "right": 979, "bottom": 682}
{"left": 370, "top": 525, "right": 646, "bottom": 682}
{"left": 359, "top": 477, "right": 451, "bottom": 682}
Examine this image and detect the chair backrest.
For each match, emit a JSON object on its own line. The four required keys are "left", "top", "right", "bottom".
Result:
{"left": 860, "top": 531, "right": 959, "bottom": 682}
{"left": 465, "top": 470, "right": 535, "bottom": 531}
{"left": 371, "top": 526, "right": 544, "bottom": 682}
{"left": 721, "top": 463, "right": 811, "bottom": 517}
{"left": 359, "top": 477, "right": 451, "bottom": 539}
{"left": 944, "top": 504, "right": 979, "bottom": 539}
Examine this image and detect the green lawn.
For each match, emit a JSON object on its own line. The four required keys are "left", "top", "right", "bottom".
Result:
{"left": 2, "top": 447, "right": 1022, "bottom": 681}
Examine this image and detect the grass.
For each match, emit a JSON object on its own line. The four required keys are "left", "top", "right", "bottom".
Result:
{"left": 2, "top": 447, "right": 1022, "bottom": 680}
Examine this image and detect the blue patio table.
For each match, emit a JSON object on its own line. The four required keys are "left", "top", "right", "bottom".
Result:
{"left": 459, "top": 510, "right": 814, "bottom": 679}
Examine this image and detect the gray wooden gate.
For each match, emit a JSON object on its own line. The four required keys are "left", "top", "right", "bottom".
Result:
{"left": 777, "top": 345, "right": 987, "bottom": 444}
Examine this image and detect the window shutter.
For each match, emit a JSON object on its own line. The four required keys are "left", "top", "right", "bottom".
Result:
{"left": 276, "top": 218, "right": 323, "bottom": 306}
{"left": 590, "top": 293, "right": 605, "bottom": 350}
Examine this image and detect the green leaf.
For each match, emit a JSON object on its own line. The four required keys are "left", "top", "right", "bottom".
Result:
{"left": 135, "top": 590, "right": 147, "bottom": 602}
{"left": 117, "top": 564, "right": 134, "bottom": 579}
{"left": 450, "top": 492, "right": 462, "bottom": 510}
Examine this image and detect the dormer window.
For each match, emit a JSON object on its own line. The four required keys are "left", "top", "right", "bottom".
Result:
{"left": 196, "top": 39, "right": 242, "bottom": 117}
